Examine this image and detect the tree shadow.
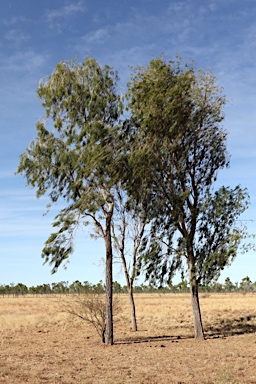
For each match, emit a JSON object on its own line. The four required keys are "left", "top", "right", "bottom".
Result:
{"left": 115, "top": 334, "right": 198, "bottom": 344}
{"left": 116, "top": 315, "right": 256, "bottom": 344}
{"left": 204, "top": 314, "right": 256, "bottom": 339}
{"left": 115, "top": 334, "right": 194, "bottom": 345}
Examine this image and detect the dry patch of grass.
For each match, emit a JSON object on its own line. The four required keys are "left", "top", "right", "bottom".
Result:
{"left": 0, "top": 296, "right": 65, "bottom": 330}
{"left": 0, "top": 293, "right": 256, "bottom": 383}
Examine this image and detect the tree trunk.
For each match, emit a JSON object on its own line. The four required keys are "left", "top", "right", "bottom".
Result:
{"left": 189, "top": 263, "right": 204, "bottom": 339}
{"left": 105, "top": 204, "right": 114, "bottom": 345}
{"left": 101, "top": 325, "right": 106, "bottom": 344}
{"left": 128, "top": 283, "right": 137, "bottom": 331}
{"left": 121, "top": 254, "right": 138, "bottom": 331}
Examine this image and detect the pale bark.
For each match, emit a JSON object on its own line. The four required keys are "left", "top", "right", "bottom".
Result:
{"left": 120, "top": 245, "right": 138, "bottom": 331}
{"left": 111, "top": 194, "right": 145, "bottom": 332}
{"left": 128, "top": 284, "right": 137, "bottom": 331}
{"left": 189, "top": 262, "right": 204, "bottom": 339}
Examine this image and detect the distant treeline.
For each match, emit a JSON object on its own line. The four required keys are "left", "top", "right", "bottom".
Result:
{"left": 0, "top": 276, "right": 255, "bottom": 296}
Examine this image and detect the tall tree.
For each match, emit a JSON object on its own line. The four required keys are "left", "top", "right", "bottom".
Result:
{"left": 126, "top": 57, "right": 250, "bottom": 339}
{"left": 17, "top": 57, "right": 124, "bottom": 345}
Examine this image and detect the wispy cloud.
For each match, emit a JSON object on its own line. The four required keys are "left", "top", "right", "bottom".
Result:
{"left": 45, "top": 1, "right": 86, "bottom": 31}
{"left": 198, "top": 2, "right": 217, "bottom": 15}
{"left": 101, "top": 44, "right": 157, "bottom": 89}
{"left": 167, "top": 1, "right": 216, "bottom": 16}
{"left": 5, "top": 29, "right": 30, "bottom": 45}
{"left": 85, "top": 28, "right": 109, "bottom": 44}
{"left": 3, "top": 15, "right": 30, "bottom": 26}
{"left": 0, "top": 49, "right": 48, "bottom": 72}
{"left": 167, "top": 1, "right": 189, "bottom": 13}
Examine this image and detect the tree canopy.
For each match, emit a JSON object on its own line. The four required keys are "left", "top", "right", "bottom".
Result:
{"left": 126, "top": 57, "right": 250, "bottom": 338}
{"left": 17, "top": 57, "right": 124, "bottom": 344}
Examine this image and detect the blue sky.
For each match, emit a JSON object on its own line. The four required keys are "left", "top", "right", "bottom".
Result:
{"left": 1, "top": 0, "right": 256, "bottom": 287}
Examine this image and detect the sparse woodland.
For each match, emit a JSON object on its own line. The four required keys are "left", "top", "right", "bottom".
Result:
{"left": 1, "top": 276, "right": 256, "bottom": 296}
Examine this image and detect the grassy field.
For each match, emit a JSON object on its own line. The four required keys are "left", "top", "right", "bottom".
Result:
{"left": 0, "top": 293, "right": 256, "bottom": 383}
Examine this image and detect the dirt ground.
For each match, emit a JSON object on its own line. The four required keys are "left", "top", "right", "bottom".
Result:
{"left": 0, "top": 293, "right": 256, "bottom": 383}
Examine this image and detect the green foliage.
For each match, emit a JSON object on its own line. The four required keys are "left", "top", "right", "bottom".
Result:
{"left": 195, "top": 186, "right": 250, "bottom": 284}
{"left": 239, "top": 276, "right": 253, "bottom": 292}
{"left": 126, "top": 56, "right": 251, "bottom": 287}
{"left": 17, "top": 57, "right": 124, "bottom": 272}
{"left": 1, "top": 277, "right": 256, "bottom": 296}
{"left": 16, "top": 55, "right": 254, "bottom": 340}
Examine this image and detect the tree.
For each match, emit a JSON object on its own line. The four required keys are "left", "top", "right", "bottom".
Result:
{"left": 224, "top": 277, "right": 236, "bottom": 293}
{"left": 126, "top": 57, "right": 250, "bottom": 339}
{"left": 51, "top": 281, "right": 69, "bottom": 294}
{"left": 240, "top": 276, "right": 253, "bottom": 293}
{"left": 89, "top": 183, "right": 148, "bottom": 331}
{"left": 111, "top": 188, "right": 148, "bottom": 331}
{"left": 69, "top": 280, "right": 84, "bottom": 294}
{"left": 112, "top": 281, "right": 123, "bottom": 293}
{"left": 17, "top": 57, "right": 124, "bottom": 345}
{"left": 13, "top": 283, "right": 28, "bottom": 296}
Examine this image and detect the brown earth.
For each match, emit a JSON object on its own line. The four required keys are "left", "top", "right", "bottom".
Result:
{"left": 0, "top": 293, "right": 256, "bottom": 383}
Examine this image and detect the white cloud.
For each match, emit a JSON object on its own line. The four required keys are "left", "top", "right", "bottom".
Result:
{"left": 198, "top": 3, "right": 217, "bottom": 15}
{"left": 0, "top": 49, "right": 48, "bottom": 72}
{"left": 100, "top": 44, "right": 157, "bottom": 88}
{"left": 45, "top": 1, "right": 86, "bottom": 30}
{"left": 5, "top": 29, "right": 30, "bottom": 44}
{"left": 47, "top": 1, "right": 85, "bottom": 19}
{"left": 208, "top": 3, "right": 217, "bottom": 12}
{"left": 3, "top": 15, "right": 30, "bottom": 26}
{"left": 81, "top": 28, "right": 109, "bottom": 44}
{"left": 167, "top": 1, "right": 185, "bottom": 13}
{"left": 167, "top": 1, "right": 216, "bottom": 16}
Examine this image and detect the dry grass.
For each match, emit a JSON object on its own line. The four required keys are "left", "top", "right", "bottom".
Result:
{"left": 0, "top": 293, "right": 256, "bottom": 383}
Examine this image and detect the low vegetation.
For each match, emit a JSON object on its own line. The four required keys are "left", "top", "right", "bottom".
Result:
{"left": 59, "top": 290, "right": 121, "bottom": 343}
{"left": 0, "top": 293, "right": 256, "bottom": 383}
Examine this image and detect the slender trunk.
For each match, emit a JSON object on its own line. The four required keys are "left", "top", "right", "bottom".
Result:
{"left": 111, "top": 190, "right": 145, "bottom": 333}
{"left": 128, "top": 283, "right": 137, "bottom": 331}
{"left": 121, "top": 254, "right": 138, "bottom": 331}
{"left": 105, "top": 204, "right": 114, "bottom": 345}
{"left": 189, "top": 262, "right": 204, "bottom": 339}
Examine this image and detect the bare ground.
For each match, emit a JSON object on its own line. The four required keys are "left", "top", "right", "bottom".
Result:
{"left": 0, "top": 293, "right": 256, "bottom": 383}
